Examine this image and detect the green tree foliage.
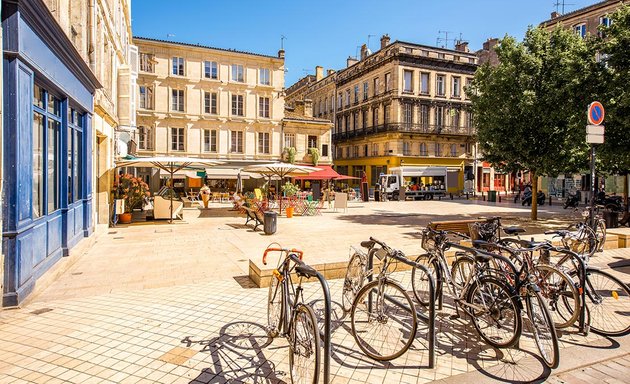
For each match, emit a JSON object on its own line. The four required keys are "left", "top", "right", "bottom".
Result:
{"left": 468, "top": 27, "right": 597, "bottom": 219}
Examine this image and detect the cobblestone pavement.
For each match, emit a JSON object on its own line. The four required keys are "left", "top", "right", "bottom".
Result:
{"left": 0, "top": 247, "right": 628, "bottom": 383}
{"left": 546, "top": 353, "right": 630, "bottom": 384}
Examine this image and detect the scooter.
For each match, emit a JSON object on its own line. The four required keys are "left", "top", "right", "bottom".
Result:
{"left": 522, "top": 190, "right": 545, "bottom": 206}
{"left": 563, "top": 191, "right": 580, "bottom": 209}
{"left": 595, "top": 193, "right": 623, "bottom": 212}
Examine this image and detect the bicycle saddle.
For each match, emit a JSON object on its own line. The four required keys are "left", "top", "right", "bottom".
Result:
{"left": 360, "top": 240, "right": 375, "bottom": 249}
{"left": 503, "top": 226, "right": 526, "bottom": 235}
{"left": 295, "top": 264, "right": 318, "bottom": 278}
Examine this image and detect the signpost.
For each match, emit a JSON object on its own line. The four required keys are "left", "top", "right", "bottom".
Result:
{"left": 586, "top": 102, "right": 605, "bottom": 226}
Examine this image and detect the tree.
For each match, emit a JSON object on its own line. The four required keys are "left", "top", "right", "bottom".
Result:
{"left": 469, "top": 27, "right": 598, "bottom": 219}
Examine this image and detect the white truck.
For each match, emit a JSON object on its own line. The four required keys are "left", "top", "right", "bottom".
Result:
{"left": 380, "top": 166, "right": 450, "bottom": 201}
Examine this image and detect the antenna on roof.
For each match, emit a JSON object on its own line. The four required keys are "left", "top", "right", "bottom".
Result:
{"left": 302, "top": 69, "right": 311, "bottom": 76}
{"left": 367, "top": 34, "right": 376, "bottom": 50}
{"left": 553, "top": 0, "right": 574, "bottom": 14}
{"left": 280, "top": 35, "right": 286, "bottom": 50}
{"left": 166, "top": 33, "right": 176, "bottom": 40}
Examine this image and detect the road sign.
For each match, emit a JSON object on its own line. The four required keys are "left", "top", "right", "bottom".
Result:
{"left": 587, "top": 101, "right": 605, "bottom": 125}
{"left": 587, "top": 134, "right": 604, "bottom": 144}
{"left": 586, "top": 125, "right": 605, "bottom": 135}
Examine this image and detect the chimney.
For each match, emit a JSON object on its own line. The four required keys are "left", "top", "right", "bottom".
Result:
{"left": 360, "top": 44, "right": 368, "bottom": 60}
{"left": 347, "top": 56, "right": 359, "bottom": 68}
{"left": 278, "top": 49, "right": 285, "bottom": 58}
{"left": 551, "top": 11, "right": 560, "bottom": 19}
{"left": 326, "top": 69, "right": 335, "bottom": 76}
{"left": 482, "top": 38, "right": 499, "bottom": 51}
{"left": 380, "top": 34, "right": 391, "bottom": 49}
{"left": 315, "top": 66, "right": 324, "bottom": 81}
{"left": 455, "top": 41, "right": 469, "bottom": 53}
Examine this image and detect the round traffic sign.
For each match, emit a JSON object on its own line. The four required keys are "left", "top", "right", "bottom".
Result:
{"left": 588, "top": 101, "right": 605, "bottom": 125}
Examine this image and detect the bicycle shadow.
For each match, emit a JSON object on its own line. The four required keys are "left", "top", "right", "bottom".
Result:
{"left": 185, "top": 321, "right": 288, "bottom": 384}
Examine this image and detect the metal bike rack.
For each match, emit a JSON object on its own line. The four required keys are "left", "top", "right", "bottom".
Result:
{"left": 366, "top": 250, "right": 437, "bottom": 368}
{"left": 311, "top": 269, "right": 332, "bottom": 383}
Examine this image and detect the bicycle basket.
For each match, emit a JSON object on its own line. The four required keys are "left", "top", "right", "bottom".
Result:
{"left": 468, "top": 221, "right": 499, "bottom": 242}
{"left": 421, "top": 230, "right": 440, "bottom": 252}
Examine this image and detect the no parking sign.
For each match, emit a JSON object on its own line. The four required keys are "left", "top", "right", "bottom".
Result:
{"left": 587, "top": 101, "right": 605, "bottom": 125}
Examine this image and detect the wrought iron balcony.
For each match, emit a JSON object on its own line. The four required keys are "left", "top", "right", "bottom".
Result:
{"left": 332, "top": 123, "right": 475, "bottom": 142}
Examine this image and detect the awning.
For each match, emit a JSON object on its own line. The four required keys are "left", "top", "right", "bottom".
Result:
{"left": 293, "top": 165, "right": 341, "bottom": 180}
{"left": 160, "top": 170, "right": 201, "bottom": 179}
{"left": 204, "top": 168, "right": 253, "bottom": 180}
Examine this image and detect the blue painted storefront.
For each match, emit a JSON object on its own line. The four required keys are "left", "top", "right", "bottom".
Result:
{"left": 2, "top": 0, "right": 100, "bottom": 306}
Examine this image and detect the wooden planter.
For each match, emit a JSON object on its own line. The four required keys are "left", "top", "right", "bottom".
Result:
{"left": 119, "top": 212, "right": 132, "bottom": 224}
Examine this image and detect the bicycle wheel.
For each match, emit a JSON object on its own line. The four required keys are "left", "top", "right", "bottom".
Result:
{"left": 267, "top": 272, "right": 283, "bottom": 338}
{"left": 583, "top": 269, "right": 630, "bottom": 336}
{"left": 411, "top": 254, "right": 440, "bottom": 306}
{"left": 451, "top": 254, "right": 475, "bottom": 291}
{"left": 351, "top": 279, "right": 418, "bottom": 361}
{"left": 595, "top": 219, "right": 606, "bottom": 252}
{"left": 289, "top": 304, "right": 321, "bottom": 384}
{"left": 466, "top": 276, "right": 522, "bottom": 348}
{"left": 526, "top": 290, "right": 560, "bottom": 369}
{"left": 535, "top": 264, "right": 580, "bottom": 329}
{"left": 342, "top": 252, "right": 366, "bottom": 313}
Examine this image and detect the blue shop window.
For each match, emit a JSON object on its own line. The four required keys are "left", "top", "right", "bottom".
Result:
{"left": 68, "top": 108, "right": 84, "bottom": 204}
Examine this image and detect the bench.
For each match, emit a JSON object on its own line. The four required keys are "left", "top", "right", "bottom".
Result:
{"left": 242, "top": 205, "right": 265, "bottom": 231}
{"left": 427, "top": 219, "right": 490, "bottom": 238}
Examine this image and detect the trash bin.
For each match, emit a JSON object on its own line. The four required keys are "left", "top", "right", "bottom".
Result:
{"left": 603, "top": 210, "right": 619, "bottom": 228}
{"left": 488, "top": 191, "right": 497, "bottom": 202}
{"left": 374, "top": 184, "right": 381, "bottom": 202}
{"left": 264, "top": 211, "right": 277, "bottom": 235}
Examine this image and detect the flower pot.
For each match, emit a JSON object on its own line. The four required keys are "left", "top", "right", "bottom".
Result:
{"left": 286, "top": 206, "right": 294, "bottom": 218}
{"left": 119, "top": 212, "right": 132, "bottom": 224}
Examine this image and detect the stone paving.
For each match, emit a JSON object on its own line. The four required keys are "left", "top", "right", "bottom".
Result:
{"left": 0, "top": 200, "right": 628, "bottom": 383}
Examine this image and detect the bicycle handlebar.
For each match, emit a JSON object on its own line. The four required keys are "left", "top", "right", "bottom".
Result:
{"left": 262, "top": 248, "right": 303, "bottom": 265}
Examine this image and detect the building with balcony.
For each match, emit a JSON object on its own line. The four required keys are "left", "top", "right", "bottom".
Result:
{"left": 288, "top": 35, "right": 477, "bottom": 192}
{"left": 540, "top": 0, "right": 628, "bottom": 38}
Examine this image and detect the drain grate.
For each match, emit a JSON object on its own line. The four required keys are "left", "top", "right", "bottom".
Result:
{"left": 31, "top": 308, "right": 53, "bottom": 315}
{"left": 71, "top": 272, "right": 83, "bottom": 276}
{"left": 108, "top": 231, "right": 117, "bottom": 235}
{"left": 158, "top": 346, "right": 197, "bottom": 365}
{"left": 155, "top": 229, "right": 173, "bottom": 233}
{"left": 113, "top": 237, "right": 124, "bottom": 240}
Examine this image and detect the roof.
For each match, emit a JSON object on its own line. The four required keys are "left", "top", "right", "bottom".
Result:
{"left": 540, "top": 0, "right": 623, "bottom": 25}
{"left": 133, "top": 36, "right": 282, "bottom": 60}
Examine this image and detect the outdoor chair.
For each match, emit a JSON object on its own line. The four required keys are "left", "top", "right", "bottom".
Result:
{"left": 153, "top": 196, "right": 184, "bottom": 220}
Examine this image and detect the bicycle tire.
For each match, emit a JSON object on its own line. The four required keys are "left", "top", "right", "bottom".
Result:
{"left": 267, "top": 272, "right": 283, "bottom": 338}
{"left": 451, "top": 254, "right": 475, "bottom": 292}
{"left": 411, "top": 254, "right": 441, "bottom": 306}
{"left": 289, "top": 304, "right": 321, "bottom": 384}
{"left": 351, "top": 279, "right": 418, "bottom": 361}
{"left": 466, "top": 275, "right": 522, "bottom": 349}
{"left": 596, "top": 219, "right": 606, "bottom": 252}
{"left": 581, "top": 268, "right": 630, "bottom": 336}
{"left": 526, "top": 290, "right": 560, "bottom": 369}
{"left": 535, "top": 264, "right": 580, "bottom": 329}
{"left": 342, "top": 252, "right": 366, "bottom": 313}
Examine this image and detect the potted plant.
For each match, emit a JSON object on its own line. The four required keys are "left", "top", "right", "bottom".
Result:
{"left": 286, "top": 147, "right": 297, "bottom": 164}
{"left": 308, "top": 147, "right": 320, "bottom": 166}
{"left": 281, "top": 182, "right": 300, "bottom": 217}
{"left": 114, "top": 174, "right": 150, "bottom": 224}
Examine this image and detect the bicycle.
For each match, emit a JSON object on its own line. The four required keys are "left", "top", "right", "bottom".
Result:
{"left": 342, "top": 237, "right": 418, "bottom": 361}
{"left": 263, "top": 247, "right": 321, "bottom": 384}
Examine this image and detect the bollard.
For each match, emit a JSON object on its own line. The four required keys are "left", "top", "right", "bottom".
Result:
{"left": 450, "top": 193, "right": 453, "bottom": 200}
{"left": 549, "top": 195, "right": 552, "bottom": 206}
{"left": 466, "top": 193, "right": 469, "bottom": 200}
{"left": 499, "top": 196, "right": 502, "bottom": 203}
{"left": 483, "top": 195, "right": 486, "bottom": 201}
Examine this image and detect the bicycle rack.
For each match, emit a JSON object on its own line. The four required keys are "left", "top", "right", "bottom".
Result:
{"left": 310, "top": 269, "right": 332, "bottom": 383}
{"left": 562, "top": 249, "right": 589, "bottom": 335}
{"left": 366, "top": 250, "right": 437, "bottom": 368}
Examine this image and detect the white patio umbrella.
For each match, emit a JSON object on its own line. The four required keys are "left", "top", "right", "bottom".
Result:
{"left": 243, "top": 162, "right": 320, "bottom": 213}
{"left": 116, "top": 156, "right": 223, "bottom": 223}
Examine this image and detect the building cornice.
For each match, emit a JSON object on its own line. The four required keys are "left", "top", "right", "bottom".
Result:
{"left": 539, "top": 0, "right": 626, "bottom": 26}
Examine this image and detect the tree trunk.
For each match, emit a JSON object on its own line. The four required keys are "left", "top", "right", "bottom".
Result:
{"left": 531, "top": 170, "right": 538, "bottom": 221}
{"left": 625, "top": 173, "right": 629, "bottom": 212}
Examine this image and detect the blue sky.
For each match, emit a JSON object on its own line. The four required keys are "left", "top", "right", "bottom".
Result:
{"left": 131, "top": 0, "right": 596, "bottom": 85}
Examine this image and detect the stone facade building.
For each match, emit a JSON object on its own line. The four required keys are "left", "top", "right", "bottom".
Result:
{"left": 540, "top": 0, "right": 628, "bottom": 37}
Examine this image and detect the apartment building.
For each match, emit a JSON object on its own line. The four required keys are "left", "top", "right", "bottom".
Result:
{"left": 540, "top": 0, "right": 628, "bottom": 37}
{"left": 289, "top": 35, "right": 477, "bottom": 192}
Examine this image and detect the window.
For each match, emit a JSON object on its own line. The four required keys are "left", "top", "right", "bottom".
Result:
{"left": 438, "top": 52, "right": 445, "bottom": 59}
{"left": 139, "top": 85, "right": 153, "bottom": 109}
{"left": 363, "top": 144, "right": 368, "bottom": 157}
{"left": 372, "top": 107, "right": 379, "bottom": 127}
{"left": 284, "top": 133, "right": 295, "bottom": 148}
{"left": 259, "top": 97, "right": 270, "bottom": 118}
{"left": 32, "top": 112, "right": 44, "bottom": 218}
{"left": 308, "top": 135, "right": 318, "bottom": 149}
{"left": 353, "top": 111, "right": 359, "bottom": 130}
{"left": 436, "top": 75, "right": 445, "bottom": 96}
{"left": 385, "top": 73, "right": 391, "bottom": 91}
{"left": 138, "top": 126, "right": 154, "bottom": 150}
{"left": 420, "top": 142, "right": 427, "bottom": 156}
{"left": 140, "top": 53, "right": 155, "bottom": 73}
{"left": 170, "top": 128, "right": 184, "bottom": 151}
{"left": 370, "top": 165, "right": 387, "bottom": 185}
{"left": 419, "top": 105, "right": 429, "bottom": 129}
{"left": 384, "top": 142, "right": 390, "bottom": 154}
{"left": 384, "top": 105, "right": 390, "bottom": 123}
{"left": 403, "top": 70, "right": 413, "bottom": 92}
{"left": 373, "top": 77, "right": 379, "bottom": 96}
{"left": 231, "top": 94, "right": 244, "bottom": 116}
{"left": 452, "top": 109, "right": 461, "bottom": 128}
{"left": 33, "top": 88, "right": 61, "bottom": 217}
{"left": 362, "top": 110, "right": 368, "bottom": 129}
{"left": 363, "top": 81, "right": 368, "bottom": 100}
{"left": 403, "top": 141, "right": 411, "bottom": 156}
{"left": 434, "top": 142, "right": 442, "bottom": 157}
{"left": 203, "top": 129, "right": 217, "bottom": 152}
{"left": 421, "top": 73, "right": 429, "bottom": 94}
{"left": 204, "top": 92, "right": 217, "bottom": 114}
{"left": 322, "top": 144, "right": 328, "bottom": 157}
{"left": 259, "top": 68, "right": 270, "bottom": 85}
{"left": 450, "top": 144, "right": 457, "bottom": 157}
{"left": 465, "top": 78, "right": 473, "bottom": 99}
{"left": 204, "top": 61, "right": 218, "bottom": 79}
{"left": 338, "top": 93, "right": 343, "bottom": 108}
{"left": 324, "top": 97, "right": 328, "bottom": 113}
{"left": 67, "top": 108, "right": 83, "bottom": 204}
{"left": 436, "top": 106, "right": 444, "bottom": 128}
{"left": 232, "top": 64, "right": 244, "bottom": 82}
{"left": 344, "top": 115, "right": 350, "bottom": 132}
{"left": 354, "top": 85, "right": 359, "bottom": 103}
{"left": 258, "top": 132, "right": 270, "bottom": 154}
{"left": 452, "top": 77, "right": 461, "bottom": 97}
{"left": 172, "top": 57, "right": 184, "bottom": 76}
{"left": 230, "top": 131, "right": 244, "bottom": 153}
{"left": 352, "top": 146, "right": 359, "bottom": 158}
{"left": 599, "top": 16, "right": 611, "bottom": 37}
{"left": 402, "top": 103, "right": 413, "bottom": 125}
{"left": 465, "top": 111, "right": 473, "bottom": 129}
{"left": 171, "top": 89, "right": 184, "bottom": 112}
{"left": 574, "top": 23, "right": 586, "bottom": 38}
{"left": 345, "top": 89, "right": 351, "bottom": 106}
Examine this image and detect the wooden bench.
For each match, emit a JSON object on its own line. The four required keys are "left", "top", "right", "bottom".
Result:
{"left": 242, "top": 205, "right": 265, "bottom": 231}
{"left": 427, "top": 219, "right": 490, "bottom": 238}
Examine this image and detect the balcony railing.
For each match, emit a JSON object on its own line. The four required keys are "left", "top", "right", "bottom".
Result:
{"left": 332, "top": 123, "right": 475, "bottom": 141}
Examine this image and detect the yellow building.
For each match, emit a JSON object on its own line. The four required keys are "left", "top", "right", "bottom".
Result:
{"left": 282, "top": 99, "right": 333, "bottom": 166}
{"left": 289, "top": 35, "right": 477, "bottom": 193}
